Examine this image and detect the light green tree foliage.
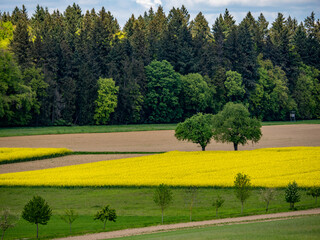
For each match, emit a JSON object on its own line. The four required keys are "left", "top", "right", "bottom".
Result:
{"left": 224, "top": 70, "right": 245, "bottom": 102}
{"left": 250, "top": 55, "right": 295, "bottom": 120}
{"left": 0, "top": 209, "right": 18, "bottom": 240}
{"left": 212, "top": 195, "right": 225, "bottom": 217}
{"left": 145, "top": 60, "right": 182, "bottom": 123}
{"left": 213, "top": 102, "right": 262, "bottom": 151}
{"left": 234, "top": 173, "right": 252, "bottom": 214}
{"left": 293, "top": 64, "right": 320, "bottom": 119}
{"left": 94, "top": 205, "right": 117, "bottom": 230}
{"left": 22, "top": 196, "right": 52, "bottom": 239}
{"left": 94, "top": 78, "right": 119, "bottom": 124}
{"left": 154, "top": 183, "right": 173, "bottom": 224}
{"left": 60, "top": 209, "right": 78, "bottom": 234}
{"left": 180, "top": 73, "right": 212, "bottom": 118}
{"left": 0, "top": 21, "right": 14, "bottom": 49}
{"left": 307, "top": 186, "right": 320, "bottom": 204}
{"left": 285, "top": 181, "right": 300, "bottom": 210}
{"left": 0, "top": 50, "right": 37, "bottom": 126}
{"left": 175, "top": 113, "right": 214, "bottom": 151}
{"left": 260, "top": 188, "right": 275, "bottom": 212}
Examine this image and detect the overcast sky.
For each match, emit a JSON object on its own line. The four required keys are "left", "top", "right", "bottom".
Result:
{"left": 1, "top": 0, "right": 319, "bottom": 28}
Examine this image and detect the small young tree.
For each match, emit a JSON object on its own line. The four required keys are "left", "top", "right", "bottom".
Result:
{"left": 183, "top": 186, "right": 198, "bottom": 221}
{"left": 22, "top": 196, "right": 52, "bottom": 239}
{"left": 175, "top": 113, "right": 214, "bottom": 151}
{"left": 260, "top": 188, "right": 275, "bottom": 212}
{"left": 234, "top": 173, "right": 252, "bottom": 214}
{"left": 307, "top": 187, "right": 320, "bottom": 204}
{"left": 212, "top": 195, "right": 225, "bottom": 217}
{"left": 154, "top": 183, "right": 173, "bottom": 224}
{"left": 285, "top": 181, "right": 300, "bottom": 210}
{"left": 60, "top": 209, "right": 78, "bottom": 234}
{"left": 94, "top": 205, "right": 117, "bottom": 230}
{"left": 0, "top": 209, "right": 18, "bottom": 240}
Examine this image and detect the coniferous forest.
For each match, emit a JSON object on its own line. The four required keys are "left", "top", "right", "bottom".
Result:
{"left": 0, "top": 4, "right": 320, "bottom": 126}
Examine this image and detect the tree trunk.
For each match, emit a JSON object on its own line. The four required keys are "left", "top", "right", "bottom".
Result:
{"left": 104, "top": 219, "right": 106, "bottom": 230}
{"left": 316, "top": 197, "right": 318, "bottom": 205}
{"left": 241, "top": 202, "right": 244, "bottom": 214}
{"left": 290, "top": 202, "right": 294, "bottom": 209}
{"left": 161, "top": 209, "right": 164, "bottom": 224}
{"left": 201, "top": 145, "right": 205, "bottom": 151}
{"left": 216, "top": 208, "right": 218, "bottom": 217}
{"left": 2, "top": 230, "right": 5, "bottom": 240}
{"left": 190, "top": 208, "right": 192, "bottom": 222}
{"left": 36, "top": 223, "right": 39, "bottom": 239}
{"left": 233, "top": 142, "right": 238, "bottom": 151}
{"left": 266, "top": 202, "right": 269, "bottom": 212}
{"left": 69, "top": 223, "right": 72, "bottom": 234}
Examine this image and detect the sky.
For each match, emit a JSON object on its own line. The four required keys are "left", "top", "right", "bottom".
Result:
{"left": 0, "top": 0, "right": 319, "bottom": 28}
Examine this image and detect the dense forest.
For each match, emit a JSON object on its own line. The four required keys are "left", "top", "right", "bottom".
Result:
{"left": 0, "top": 4, "right": 320, "bottom": 126}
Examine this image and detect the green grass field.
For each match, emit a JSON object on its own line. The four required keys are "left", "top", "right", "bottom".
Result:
{"left": 0, "top": 120, "right": 319, "bottom": 137}
{"left": 0, "top": 187, "right": 318, "bottom": 239}
{"left": 113, "top": 215, "right": 320, "bottom": 240}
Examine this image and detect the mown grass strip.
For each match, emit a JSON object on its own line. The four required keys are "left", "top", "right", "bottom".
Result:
{"left": 0, "top": 120, "right": 319, "bottom": 137}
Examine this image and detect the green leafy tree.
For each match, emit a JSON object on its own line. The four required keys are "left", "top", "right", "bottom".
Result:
{"left": 307, "top": 187, "right": 320, "bottom": 204}
{"left": 94, "top": 78, "right": 119, "bottom": 125}
{"left": 145, "top": 60, "right": 182, "bottom": 123}
{"left": 212, "top": 195, "right": 225, "bottom": 217}
{"left": 154, "top": 183, "right": 173, "bottom": 224}
{"left": 0, "top": 209, "right": 18, "bottom": 240}
{"left": 234, "top": 173, "right": 252, "bottom": 214}
{"left": 22, "top": 196, "right": 52, "bottom": 239}
{"left": 213, "top": 102, "right": 262, "bottom": 151}
{"left": 60, "top": 209, "right": 78, "bottom": 234}
{"left": 175, "top": 113, "right": 214, "bottom": 151}
{"left": 94, "top": 205, "right": 117, "bottom": 230}
{"left": 224, "top": 70, "right": 245, "bottom": 102}
{"left": 285, "top": 181, "right": 300, "bottom": 210}
{"left": 260, "top": 188, "right": 275, "bottom": 212}
{"left": 180, "top": 73, "right": 212, "bottom": 118}
{"left": 183, "top": 186, "right": 198, "bottom": 221}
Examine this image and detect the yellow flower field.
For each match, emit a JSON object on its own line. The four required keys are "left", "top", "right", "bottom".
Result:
{"left": 0, "top": 147, "right": 319, "bottom": 187}
{"left": 0, "top": 148, "right": 72, "bottom": 164}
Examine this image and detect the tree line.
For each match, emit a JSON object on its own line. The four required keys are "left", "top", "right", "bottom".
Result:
{"left": 0, "top": 4, "right": 319, "bottom": 126}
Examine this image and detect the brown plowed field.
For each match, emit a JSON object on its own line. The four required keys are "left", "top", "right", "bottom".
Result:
{"left": 1, "top": 124, "right": 320, "bottom": 152}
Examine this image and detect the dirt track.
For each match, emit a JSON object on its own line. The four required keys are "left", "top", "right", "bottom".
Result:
{"left": 1, "top": 124, "right": 320, "bottom": 152}
{"left": 52, "top": 208, "right": 320, "bottom": 240}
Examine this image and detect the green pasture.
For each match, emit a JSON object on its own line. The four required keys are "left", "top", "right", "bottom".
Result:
{"left": 114, "top": 215, "right": 320, "bottom": 240}
{"left": 0, "top": 187, "right": 318, "bottom": 239}
{"left": 0, "top": 120, "right": 319, "bottom": 137}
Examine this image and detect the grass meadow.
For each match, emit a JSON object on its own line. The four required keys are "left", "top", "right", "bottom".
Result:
{"left": 0, "top": 186, "right": 318, "bottom": 239}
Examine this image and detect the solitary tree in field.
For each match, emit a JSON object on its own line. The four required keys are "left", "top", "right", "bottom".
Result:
{"left": 212, "top": 102, "right": 262, "bottom": 150}
{"left": 60, "top": 209, "right": 78, "bottom": 234}
{"left": 0, "top": 209, "right": 18, "bottom": 240}
{"left": 285, "top": 181, "right": 300, "bottom": 210}
{"left": 175, "top": 113, "right": 214, "bottom": 151}
{"left": 234, "top": 173, "right": 252, "bottom": 214}
{"left": 22, "top": 196, "right": 52, "bottom": 239}
{"left": 260, "top": 188, "right": 275, "bottom": 212}
{"left": 307, "top": 186, "right": 320, "bottom": 204}
{"left": 184, "top": 186, "right": 198, "bottom": 221}
{"left": 154, "top": 183, "right": 173, "bottom": 224}
{"left": 212, "top": 195, "right": 225, "bottom": 217}
{"left": 94, "top": 205, "right": 117, "bottom": 230}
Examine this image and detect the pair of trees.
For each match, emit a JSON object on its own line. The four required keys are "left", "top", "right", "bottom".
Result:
{"left": 175, "top": 102, "right": 262, "bottom": 151}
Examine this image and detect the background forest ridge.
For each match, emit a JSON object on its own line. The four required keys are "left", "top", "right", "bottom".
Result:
{"left": 0, "top": 4, "right": 319, "bottom": 126}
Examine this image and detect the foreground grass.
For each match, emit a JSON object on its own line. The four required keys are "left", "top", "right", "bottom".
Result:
{"left": 0, "top": 187, "right": 318, "bottom": 239}
{"left": 114, "top": 215, "right": 320, "bottom": 240}
{"left": 0, "top": 120, "right": 319, "bottom": 137}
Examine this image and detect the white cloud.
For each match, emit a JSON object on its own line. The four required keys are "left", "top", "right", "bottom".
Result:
{"left": 165, "top": 0, "right": 315, "bottom": 7}
{"left": 136, "top": 0, "right": 162, "bottom": 9}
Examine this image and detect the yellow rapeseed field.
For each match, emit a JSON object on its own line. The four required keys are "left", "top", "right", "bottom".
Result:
{"left": 0, "top": 147, "right": 319, "bottom": 187}
{"left": 0, "top": 148, "right": 72, "bottom": 163}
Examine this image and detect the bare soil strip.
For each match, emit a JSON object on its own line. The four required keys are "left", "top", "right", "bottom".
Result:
{"left": 1, "top": 125, "right": 320, "bottom": 152}
{"left": 52, "top": 208, "right": 320, "bottom": 240}
{"left": 0, "top": 154, "right": 149, "bottom": 174}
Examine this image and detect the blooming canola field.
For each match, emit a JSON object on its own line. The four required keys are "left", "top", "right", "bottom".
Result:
{"left": 0, "top": 148, "right": 72, "bottom": 164}
{"left": 0, "top": 147, "right": 319, "bottom": 187}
